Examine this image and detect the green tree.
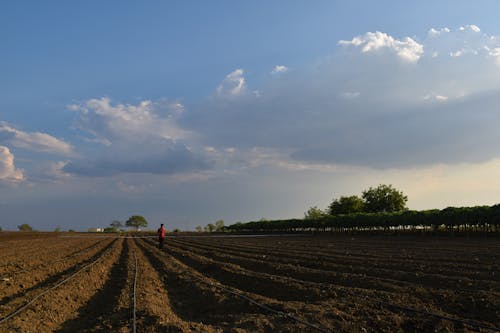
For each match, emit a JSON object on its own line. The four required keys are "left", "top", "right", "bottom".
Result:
{"left": 126, "top": 215, "right": 148, "bottom": 231}
{"left": 362, "top": 184, "right": 408, "bottom": 213}
{"left": 328, "top": 196, "right": 365, "bottom": 215}
{"left": 54, "top": 226, "right": 61, "bottom": 232}
{"left": 195, "top": 225, "right": 202, "bottom": 232}
{"left": 205, "top": 223, "right": 215, "bottom": 232}
{"left": 18, "top": 223, "right": 33, "bottom": 232}
{"left": 110, "top": 220, "right": 123, "bottom": 229}
{"left": 304, "top": 206, "right": 328, "bottom": 219}
{"left": 215, "top": 219, "right": 225, "bottom": 231}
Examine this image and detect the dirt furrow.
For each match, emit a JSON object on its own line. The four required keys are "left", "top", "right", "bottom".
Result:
{"left": 170, "top": 239, "right": 499, "bottom": 291}
{"left": 129, "top": 238, "right": 196, "bottom": 332}
{"left": 173, "top": 238, "right": 498, "bottom": 279}
{"left": 165, "top": 239, "right": 500, "bottom": 328}
{"left": 137, "top": 238, "right": 315, "bottom": 332}
{"left": 182, "top": 236, "right": 500, "bottom": 269}
{"left": 0, "top": 239, "right": 122, "bottom": 333}
{"left": 0, "top": 238, "right": 94, "bottom": 272}
{"left": 154, "top": 240, "right": 327, "bottom": 302}
{"left": 0, "top": 239, "right": 106, "bottom": 279}
{"left": 55, "top": 238, "right": 132, "bottom": 332}
{"left": 0, "top": 239, "right": 115, "bottom": 315}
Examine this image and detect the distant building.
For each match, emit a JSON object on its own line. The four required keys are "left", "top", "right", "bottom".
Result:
{"left": 87, "top": 228, "right": 104, "bottom": 233}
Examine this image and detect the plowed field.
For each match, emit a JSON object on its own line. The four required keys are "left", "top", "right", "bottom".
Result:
{"left": 0, "top": 234, "right": 498, "bottom": 332}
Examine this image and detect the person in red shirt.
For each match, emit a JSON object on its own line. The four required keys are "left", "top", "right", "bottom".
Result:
{"left": 157, "top": 224, "right": 166, "bottom": 249}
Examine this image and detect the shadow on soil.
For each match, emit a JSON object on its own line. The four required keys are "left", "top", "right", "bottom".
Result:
{"left": 136, "top": 239, "right": 264, "bottom": 327}
{"left": 0, "top": 240, "right": 116, "bottom": 307}
{"left": 55, "top": 240, "right": 129, "bottom": 333}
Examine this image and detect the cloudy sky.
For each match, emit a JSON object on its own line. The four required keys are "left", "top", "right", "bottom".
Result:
{"left": 2, "top": 1, "right": 500, "bottom": 231}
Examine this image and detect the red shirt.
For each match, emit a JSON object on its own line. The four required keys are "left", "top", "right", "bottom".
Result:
{"left": 158, "top": 226, "right": 166, "bottom": 238}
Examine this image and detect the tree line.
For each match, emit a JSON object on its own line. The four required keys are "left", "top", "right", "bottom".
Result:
{"left": 228, "top": 184, "right": 500, "bottom": 233}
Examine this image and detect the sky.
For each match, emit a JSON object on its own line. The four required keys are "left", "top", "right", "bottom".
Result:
{"left": 2, "top": 1, "right": 500, "bottom": 231}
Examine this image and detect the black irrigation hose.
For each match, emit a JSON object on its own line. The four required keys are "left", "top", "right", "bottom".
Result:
{"left": 346, "top": 290, "right": 500, "bottom": 332}
{"left": 132, "top": 251, "right": 138, "bottom": 333}
{"left": 189, "top": 273, "right": 333, "bottom": 333}
{"left": 0, "top": 239, "right": 105, "bottom": 280}
{"left": 140, "top": 239, "right": 333, "bottom": 333}
{"left": 0, "top": 244, "right": 115, "bottom": 325}
{"left": 158, "top": 238, "right": 500, "bottom": 333}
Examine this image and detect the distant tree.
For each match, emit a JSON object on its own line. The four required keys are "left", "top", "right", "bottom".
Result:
{"left": 68, "top": 229, "right": 76, "bottom": 232}
{"left": 18, "top": 223, "right": 33, "bottom": 232}
{"left": 206, "top": 223, "right": 215, "bottom": 232}
{"left": 104, "top": 227, "right": 117, "bottom": 233}
{"left": 362, "top": 184, "right": 408, "bottom": 213}
{"left": 126, "top": 215, "right": 148, "bottom": 231}
{"left": 304, "top": 206, "right": 328, "bottom": 219}
{"left": 173, "top": 228, "right": 180, "bottom": 233}
{"left": 195, "top": 225, "right": 203, "bottom": 232}
{"left": 215, "top": 219, "right": 225, "bottom": 231}
{"left": 110, "top": 220, "right": 123, "bottom": 229}
{"left": 328, "top": 196, "right": 365, "bottom": 215}
{"left": 0, "top": 226, "right": 3, "bottom": 231}
{"left": 54, "top": 226, "right": 61, "bottom": 232}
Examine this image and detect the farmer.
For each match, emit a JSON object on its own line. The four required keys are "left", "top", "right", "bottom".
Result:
{"left": 157, "top": 223, "right": 166, "bottom": 249}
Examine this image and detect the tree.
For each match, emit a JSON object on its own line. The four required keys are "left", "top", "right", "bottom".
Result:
{"left": 205, "top": 223, "right": 215, "bottom": 232}
{"left": 304, "top": 206, "right": 328, "bottom": 219}
{"left": 362, "top": 184, "right": 408, "bottom": 213}
{"left": 215, "top": 219, "right": 225, "bottom": 231}
{"left": 110, "top": 220, "right": 123, "bottom": 229}
{"left": 126, "top": 215, "right": 148, "bottom": 231}
{"left": 328, "top": 196, "right": 365, "bottom": 215}
{"left": 18, "top": 223, "right": 33, "bottom": 232}
{"left": 195, "top": 225, "right": 203, "bottom": 232}
{"left": 54, "top": 226, "right": 61, "bottom": 232}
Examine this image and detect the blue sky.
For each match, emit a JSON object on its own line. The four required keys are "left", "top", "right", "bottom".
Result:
{"left": 2, "top": 1, "right": 500, "bottom": 231}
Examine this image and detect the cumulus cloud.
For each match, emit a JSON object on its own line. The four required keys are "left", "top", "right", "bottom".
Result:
{"left": 0, "top": 122, "right": 73, "bottom": 155}
{"left": 183, "top": 25, "right": 500, "bottom": 169}
{"left": 66, "top": 98, "right": 211, "bottom": 177}
{"left": 339, "top": 31, "right": 424, "bottom": 63}
{"left": 68, "top": 97, "right": 188, "bottom": 144}
{"left": 271, "top": 65, "right": 289, "bottom": 74}
{"left": 0, "top": 146, "right": 23, "bottom": 182}
{"left": 216, "top": 69, "right": 246, "bottom": 96}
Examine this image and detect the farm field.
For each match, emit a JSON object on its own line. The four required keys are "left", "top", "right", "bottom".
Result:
{"left": 0, "top": 233, "right": 499, "bottom": 332}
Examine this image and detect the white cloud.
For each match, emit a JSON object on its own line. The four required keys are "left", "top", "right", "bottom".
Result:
{"left": 460, "top": 24, "right": 481, "bottom": 33}
{"left": 0, "top": 146, "right": 23, "bottom": 182}
{"left": 428, "top": 27, "right": 450, "bottom": 37}
{"left": 0, "top": 122, "right": 73, "bottom": 155}
{"left": 65, "top": 98, "right": 210, "bottom": 177}
{"left": 339, "top": 31, "right": 424, "bottom": 63}
{"left": 425, "top": 24, "right": 500, "bottom": 64}
{"left": 423, "top": 94, "right": 449, "bottom": 102}
{"left": 271, "top": 65, "right": 289, "bottom": 74}
{"left": 216, "top": 69, "right": 246, "bottom": 96}
{"left": 185, "top": 26, "right": 500, "bottom": 170}
{"left": 68, "top": 97, "right": 189, "bottom": 144}
{"left": 489, "top": 47, "right": 500, "bottom": 66}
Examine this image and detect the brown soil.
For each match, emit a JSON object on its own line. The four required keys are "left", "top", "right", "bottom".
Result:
{"left": 0, "top": 234, "right": 498, "bottom": 332}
